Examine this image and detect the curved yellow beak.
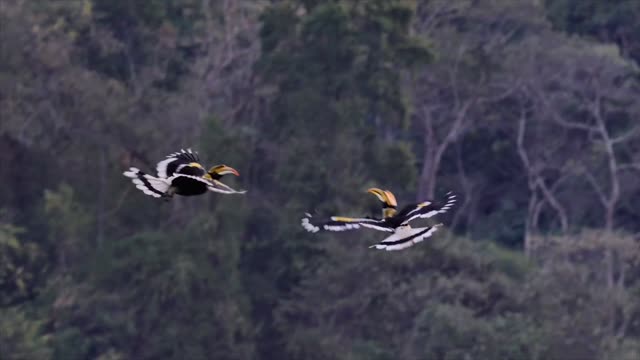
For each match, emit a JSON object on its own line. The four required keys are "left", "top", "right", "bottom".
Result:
{"left": 210, "top": 165, "right": 240, "bottom": 177}
{"left": 367, "top": 188, "right": 387, "bottom": 202}
{"left": 383, "top": 190, "right": 397, "bottom": 207}
{"left": 367, "top": 188, "right": 398, "bottom": 207}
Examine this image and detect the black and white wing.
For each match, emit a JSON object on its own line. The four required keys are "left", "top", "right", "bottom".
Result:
{"left": 168, "top": 174, "right": 246, "bottom": 194}
{"left": 396, "top": 192, "right": 457, "bottom": 225}
{"left": 301, "top": 214, "right": 393, "bottom": 233}
{"left": 208, "top": 178, "right": 247, "bottom": 194}
{"left": 156, "top": 148, "right": 201, "bottom": 178}
{"left": 123, "top": 167, "right": 171, "bottom": 198}
{"left": 370, "top": 224, "right": 442, "bottom": 251}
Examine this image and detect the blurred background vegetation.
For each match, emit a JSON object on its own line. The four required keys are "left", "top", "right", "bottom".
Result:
{"left": 1, "top": 0, "right": 639, "bottom": 359}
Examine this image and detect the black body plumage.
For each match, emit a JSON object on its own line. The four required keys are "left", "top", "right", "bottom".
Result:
{"left": 301, "top": 189, "right": 456, "bottom": 250}
{"left": 123, "top": 148, "right": 246, "bottom": 199}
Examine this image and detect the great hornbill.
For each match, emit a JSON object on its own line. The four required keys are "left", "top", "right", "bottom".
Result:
{"left": 123, "top": 148, "right": 246, "bottom": 199}
{"left": 301, "top": 188, "right": 456, "bottom": 250}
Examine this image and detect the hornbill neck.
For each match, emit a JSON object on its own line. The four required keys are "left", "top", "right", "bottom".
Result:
{"left": 383, "top": 207, "right": 397, "bottom": 218}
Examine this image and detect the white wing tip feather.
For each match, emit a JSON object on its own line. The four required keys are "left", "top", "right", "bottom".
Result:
{"left": 435, "top": 192, "right": 457, "bottom": 215}
{"left": 323, "top": 223, "right": 360, "bottom": 231}
{"left": 301, "top": 217, "right": 320, "bottom": 233}
{"left": 123, "top": 167, "right": 140, "bottom": 178}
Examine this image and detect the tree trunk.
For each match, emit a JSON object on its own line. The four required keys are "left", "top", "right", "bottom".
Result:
{"left": 417, "top": 155, "right": 437, "bottom": 200}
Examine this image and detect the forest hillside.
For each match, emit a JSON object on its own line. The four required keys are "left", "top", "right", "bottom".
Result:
{"left": 1, "top": 0, "right": 639, "bottom": 359}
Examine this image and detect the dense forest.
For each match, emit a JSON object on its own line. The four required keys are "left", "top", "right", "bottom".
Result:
{"left": 1, "top": 0, "right": 639, "bottom": 359}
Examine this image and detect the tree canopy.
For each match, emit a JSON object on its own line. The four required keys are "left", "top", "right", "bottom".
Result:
{"left": 1, "top": 0, "right": 639, "bottom": 359}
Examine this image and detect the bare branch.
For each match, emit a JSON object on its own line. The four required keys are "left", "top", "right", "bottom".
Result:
{"left": 532, "top": 85, "right": 596, "bottom": 132}
{"left": 450, "top": 142, "right": 475, "bottom": 232}
{"left": 440, "top": 100, "right": 474, "bottom": 151}
{"left": 517, "top": 103, "right": 569, "bottom": 233}
{"left": 552, "top": 116, "right": 596, "bottom": 132}
{"left": 517, "top": 107, "right": 538, "bottom": 252}
{"left": 618, "top": 163, "right": 640, "bottom": 172}
{"left": 477, "top": 82, "right": 521, "bottom": 104}
{"left": 583, "top": 169, "right": 608, "bottom": 210}
{"left": 516, "top": 106, "right": 532, "bottom": 175}
{"left": 592, "top": 90, "right": 620, "bottom": 230}
{"left": 535, "top": 177, "right": 569, "bottom": 232}
{"left": 449, "top": 42, "right": 467, "bottom": 107}
{"left": 532, "top": 197, "right": 545, "bottom": 231}
{"left": 549, "top": 172, "right": 573, "bottom": 192}
{"left": 414, "top": 0, "right": 451, "bottom": 36}
{"left": 611, "top": 126, "right": 640, "bottom": 145}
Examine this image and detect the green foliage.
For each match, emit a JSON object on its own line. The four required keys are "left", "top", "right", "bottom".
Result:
{"left": 259, "top": 0, "right": 431, "bottom": 131}
{"left": 0, "top": 223, "right": 44, "bottom": 306}
{"left": 249, "top": 3, "right": 433, "bottom": 353}
{"left": 44, "top": 185, "right": 91, "bottom": 241}
{"left": 0, "top": 306, "right": 51, "bottom": 360}
{"left": 44, "top": 184, "right": 92, "bottom": 271}
{"left": 275, "top": 236, "right": 535, "bottom": 359}
{"left": 544, "top": 0, "right": 640, "bottom": 64}
{"left": 1, "top": 0, "right": 639, "bottom": 359}
{"left": 86, "top": 0, "right": 203, "bottom": 83}
{"left": 415, "top": 306, "right": 548, "bottom": 359}
{"left": 255, "top": 0, "right": 431, "bottom": 215}
{"left": 525, "top": 231, "right": 640, "bottom": 360}
{"left": 277, "top": 231, "right": 640, "bottom": 359}
{"left": 47, "top": 216, "right": 255, "bottom": 360}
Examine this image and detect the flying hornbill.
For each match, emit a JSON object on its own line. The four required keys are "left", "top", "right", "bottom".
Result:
{"left": 123, "top": 148, "right": 246, "bottom": 199}
{"left": 301, "top": 188, "right": 456, "bottom": 250}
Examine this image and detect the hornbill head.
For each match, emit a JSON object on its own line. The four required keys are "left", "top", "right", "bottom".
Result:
{"left": 205, "top": 165, "right": 240, "bottom": 181}
{"left": 367, "top": 188, "right": 398, "bottom": 218}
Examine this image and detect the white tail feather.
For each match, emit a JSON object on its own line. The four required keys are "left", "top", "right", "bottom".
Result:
{"left": 123, "top": 167, "right": 170, "bottom": 198}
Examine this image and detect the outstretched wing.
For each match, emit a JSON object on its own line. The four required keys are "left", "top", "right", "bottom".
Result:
{"left": 156, "top": 148, "right": 201, "bottom": 178}
{"left": 208, "top": 179, "right": 247, "bottom": 194}
{"left": 123, "top": 167, "right": 171, "bottom": 198}
{"left": 168, "top": 174, "right": 246, "bottom": 194}
{"left": 370, "top": 224, "right": 442, "bottom": 251}
{"left": 301, "top": 214, "right": 393, "bottom": 233}
{"left": 396, "top": 192, "right": 457, "bottom": 225}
